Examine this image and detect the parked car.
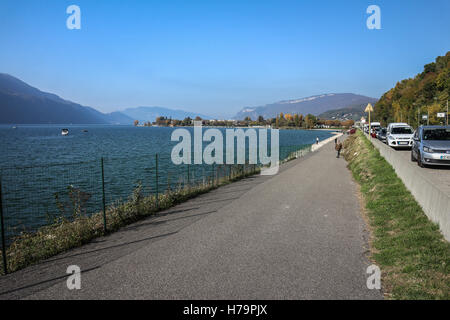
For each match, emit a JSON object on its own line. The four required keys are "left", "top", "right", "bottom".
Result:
{"left": 411, "top": 125, "right": 450, "bottom": 167}
{"left": 376, "top": 127, "right": 387, "bottom": 142}
{"left": 386, "top": 123, "right": 414, "bottom": 149}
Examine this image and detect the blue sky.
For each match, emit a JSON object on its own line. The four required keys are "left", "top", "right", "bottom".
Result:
{"left": 0, "top": 0, "right": 449, "bottom": 118}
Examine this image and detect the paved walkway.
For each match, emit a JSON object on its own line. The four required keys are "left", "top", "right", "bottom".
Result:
{"left": 0, "top": 138, "right": 382, "bottom": 300}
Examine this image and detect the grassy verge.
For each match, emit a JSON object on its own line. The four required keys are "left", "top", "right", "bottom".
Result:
{"left": 343, "top": 131, "right": 450, "bottom": 299}
{"left": 0, "top": 166, "right": 259, "bottom": 275}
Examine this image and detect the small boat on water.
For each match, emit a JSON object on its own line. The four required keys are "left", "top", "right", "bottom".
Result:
{"left": 61, "top": 128, "right": 69, "bottom": 136}
{"left": 12, "top": 126, "right": 17, "bottom": 129}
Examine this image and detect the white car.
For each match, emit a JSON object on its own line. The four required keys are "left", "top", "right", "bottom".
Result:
{"left": 386, "top": 123, "right": 414, "bottom": 149}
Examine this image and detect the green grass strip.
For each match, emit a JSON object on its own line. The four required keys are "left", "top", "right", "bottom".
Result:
{"left": 343, "top": 131, "right": 449, "bottom": 299}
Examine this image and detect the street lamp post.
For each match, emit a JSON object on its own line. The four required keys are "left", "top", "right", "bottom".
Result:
{"left": 431, "top": 96, "right": 438, "bottom": 126}
{"left": 414, "top": 102, "right": 419, "bottom": 128}
{"left": 418, "top": 108, "right": 420, "bottom": 127}
{"left": 447, "top": 100, "right": 449, "bottom": 126}
{"left": 417, "top": 108, "right": 420, "bottom": 128}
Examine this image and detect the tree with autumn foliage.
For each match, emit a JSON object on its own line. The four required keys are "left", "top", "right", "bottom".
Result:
{"left": 304, "top": 114, "right": 317, "bottom": 129}
{"left": 374, "top": 51, "right": 450, "bottom": 127}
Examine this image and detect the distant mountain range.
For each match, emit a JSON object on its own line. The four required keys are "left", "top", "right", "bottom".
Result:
{"left": 0, "top": 73, "right": 378, "bottom": 124}
{"left": 233, "top": 93, "right": 377, "bottom": 120}
{"left": 0, "top": 74, "right": 208, "bottom": 125}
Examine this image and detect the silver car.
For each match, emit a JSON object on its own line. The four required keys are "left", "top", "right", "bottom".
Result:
{"left": 411, "top": 126, "right": 450, "bottom": 167}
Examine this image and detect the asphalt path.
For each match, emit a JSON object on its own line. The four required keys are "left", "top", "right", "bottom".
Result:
{"left": 0, "top": 138, "right": 382, "bottom": 300}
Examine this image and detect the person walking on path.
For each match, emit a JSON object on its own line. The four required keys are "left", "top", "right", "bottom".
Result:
{"left": 316, "top": 137, "right": 319, "bottom": 145}
{"left": 335, "top": 140, "right": 343, "bottom": 158}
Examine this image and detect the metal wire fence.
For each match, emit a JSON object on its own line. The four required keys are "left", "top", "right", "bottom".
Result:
{"left": 0, "top": 144, "right": 311, "bottom": 274}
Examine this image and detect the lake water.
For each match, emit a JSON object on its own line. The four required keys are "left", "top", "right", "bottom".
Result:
{"left": 0, "top": 125, "right": 334, "bottom": 243}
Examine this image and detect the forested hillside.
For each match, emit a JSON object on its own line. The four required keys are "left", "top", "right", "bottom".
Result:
{"left": 374, "top": 51, "right": 450, "bottom": 127}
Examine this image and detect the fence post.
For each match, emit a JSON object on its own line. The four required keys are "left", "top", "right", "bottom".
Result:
{"left": 217, "top": 165, "right": 220, "bottom": 184}
{"left": 101, "top": 158, "right": 107, "bottom": 234}
{"left": 202, "top": 167, "right": 206, "bottom": 186}
{"left": 155, "top": 154, "right": 159, "bottom": 209}
{"left": 0, "top": 175, "right": 7, "bottom": 275}
{"left": 167, "top": 171, "right": 171, "bottom": 192}
{"left": 187, "top": 164, "right": 190, "bottom": 187}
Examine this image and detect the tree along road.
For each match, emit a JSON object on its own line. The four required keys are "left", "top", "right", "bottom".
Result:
{"left": 1, "top": 138, "right": 382, "bottom": 300}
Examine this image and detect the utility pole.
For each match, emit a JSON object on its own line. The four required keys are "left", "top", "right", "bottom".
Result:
{"left": 431, "top": 96, "right": 437, "bottom": 126}
{"left": 418, "top": 108, "right": 420, "bottom": 127}
{"left": 415, "top": 102, "right": 419, "bottom": 128}
{"left": 447, "top": 100, "right": 449, "bottom": 126}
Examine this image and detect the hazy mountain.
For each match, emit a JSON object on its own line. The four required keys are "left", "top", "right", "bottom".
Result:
{"left": 102, "top": 111, "right": 134, "bottom": 125}
{"left": 121, "top": 106, "right": 211, "bottom": 123}
{"left": 0, "top": 74, "right": 211, "bottom": 125}
{"left": 0, "top": 73, "right": 131, "bottom": 125}
{"left": 234, "top": 93, "right": 378, "bottom": 120}
{"left": 0, "top": 74, "right": 126, "bottom": 124}
{"left": 0, "top": 74, "right": 378, "bottom": 125}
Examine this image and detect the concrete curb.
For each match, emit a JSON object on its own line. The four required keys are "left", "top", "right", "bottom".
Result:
{"left": 365, "top": 134, "right": 450, "bottom": 241}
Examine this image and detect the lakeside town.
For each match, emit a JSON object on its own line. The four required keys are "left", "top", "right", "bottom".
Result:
{"left": 134, "top": 114, "right": 355, "bottom": 129}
